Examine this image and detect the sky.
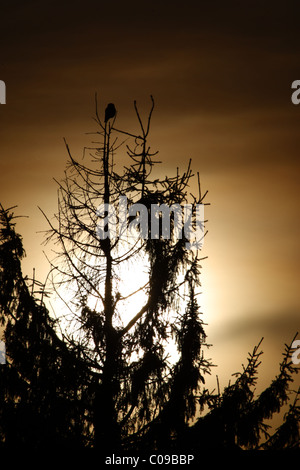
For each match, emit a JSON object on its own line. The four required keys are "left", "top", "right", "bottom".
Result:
{"left": 0, "top": 0, "right": 299, "bottom": 400}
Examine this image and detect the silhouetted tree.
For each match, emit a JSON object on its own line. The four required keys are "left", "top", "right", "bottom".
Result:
{"left": 190, "top": 337, "right": 300, "bottom": 450}
{"left": 0, "top": 204, "right": 94, "bottom": 448}
{"left": 39, "top": 96, "right": 210, "bottom": 452}
{"left": 0, "top": 98, "right": 299, "bottom": 452}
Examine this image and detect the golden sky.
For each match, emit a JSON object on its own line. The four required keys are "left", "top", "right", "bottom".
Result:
{"left": 0, "top": 1, "right": 299, "bottom": 393}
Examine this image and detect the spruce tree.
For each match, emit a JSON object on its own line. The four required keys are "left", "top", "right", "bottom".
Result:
{"left": 40, "top": 96, "right": 210, "bottom": 451}
{"left": 0, "top": 204, "right": 93, "bottom": 448}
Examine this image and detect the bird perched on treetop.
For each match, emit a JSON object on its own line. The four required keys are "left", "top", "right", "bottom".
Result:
{"left": 104, "top": 103, "right": 116, "bottom": 122}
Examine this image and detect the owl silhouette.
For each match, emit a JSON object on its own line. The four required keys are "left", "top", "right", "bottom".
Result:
{"left": 104, "top": 103, "right": 116, "bottom": 122}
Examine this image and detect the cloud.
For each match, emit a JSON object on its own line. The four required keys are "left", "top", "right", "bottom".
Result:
{"left": 210, "top": 309, "right": 299, "bottom": 347}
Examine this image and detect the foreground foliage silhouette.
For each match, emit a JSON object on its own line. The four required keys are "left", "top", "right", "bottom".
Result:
{"left": 0, "top": 98, "right": 299, "bottom": 451}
